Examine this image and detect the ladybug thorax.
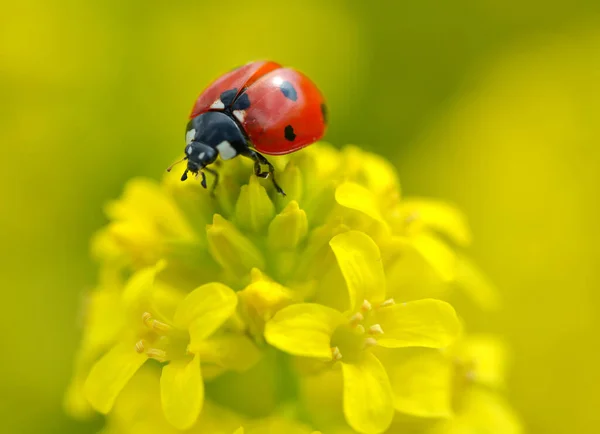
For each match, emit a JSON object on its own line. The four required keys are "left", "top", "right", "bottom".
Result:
{"left": 184, "top": 112, "right": 249, "bottom": 172}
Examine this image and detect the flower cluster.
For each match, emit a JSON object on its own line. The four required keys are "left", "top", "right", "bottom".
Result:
{"left": 65, "top": 143, "right": 521, "bottom": 434}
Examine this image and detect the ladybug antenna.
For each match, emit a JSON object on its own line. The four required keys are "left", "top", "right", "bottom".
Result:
{"left": 181, "top": 169, "right": 189, "bottom": 181}
{"left": 166, "top": 156, "right": 187, "bottom": 173}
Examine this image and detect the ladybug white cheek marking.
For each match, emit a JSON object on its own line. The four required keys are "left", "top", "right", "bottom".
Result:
{"left": 216, "top": 140, "right": 237, "bottom": 160}
{"left": 233, "top": 109, "right": 246, "bottom": 123}
{"left": 186, "top": 146, "right": 193, "bottom": 155}
{"left": 186, "top": 129, "right": 196, "bottom": 145}
{"left": 210, "top": 99, "right": 225, "bottom": 109}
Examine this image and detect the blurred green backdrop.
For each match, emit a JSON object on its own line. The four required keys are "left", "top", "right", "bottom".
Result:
{"left": 2, "top": 0, "right": 600, "bottom": 433}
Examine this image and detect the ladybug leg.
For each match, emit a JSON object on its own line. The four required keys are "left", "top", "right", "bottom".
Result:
{"left": 243, "top": 149, "right": 286, "bottom": 196}
{"left": 198, "top": 171, "right": 208, "bottom": 189}
{"left": 257, "top": 154, "right": 286, "bottom": 196}
{"left": 204, "top": 167, "right": 219, "bottom": 197}
{"left": 253, "top": 159, "right": 270, "bottom": 178}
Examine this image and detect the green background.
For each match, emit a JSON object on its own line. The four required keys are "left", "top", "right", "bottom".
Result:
{"left": 2, "top": 0, "right": 600, "bottom": 432}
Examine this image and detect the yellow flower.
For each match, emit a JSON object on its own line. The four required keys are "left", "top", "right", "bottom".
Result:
{"left": 265, "top": 230, "right": 460, "bottom": 433}
{"left": 82, "top": 262, "right": 259, "bottom": 430}
{"left": 103, "top": 365, "right": 246, "bottom": 434}
{"left": 65, "top": 271, "right": 127, "bottom": 419}
{"left": 66, "top": 142, "right": 517, "bottom": 434}
{"left": 93, "top": 179, "right": 199, "bottom": 270}
{"left": 430, "top": 335, "right": 523, "bottom": 434}
{"left": 377, "top": 335, "right": 522, "bottom": 434}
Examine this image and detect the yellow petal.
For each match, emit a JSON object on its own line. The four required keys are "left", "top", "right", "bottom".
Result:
{"left": 163, "top": 169, "right": 215, "bottom": 243}
{"left": 235, "top": 175, "right": 276, "bottom": 233}
{"left": 267, "top": 201, "right": 309, "bottom": 250}
{"left": 107, "top": 365, "right": 175, "bottom": 432}
{"left": 330, "top": 231, "right": 387, "bottom": 310}
{"left": 265, "top": 303, "right": 345, "bottom": 360}
{"left": 360, "top": 153, "right": 400, "bottom": 195}
{"left": 402, "top": 198, "right": 471, "bottom": 246}
{"left": 303, "top": 182, "right": 337, "bottom": 225}
{"left": 238, "top": 280, "right": 295, "bottom": 335}
{"left": 293, "top": 221, "right": 349, "bottom": 282}
{"left": 105, "top": 179, "right": 164, "bottom": 222}
{"left": 342, "top": 145, "right": 400, "bottom": 195}
{"left": 206, "top": 214, "right": 265, "bottom": 277}
{"left": 302, "top": 142, "right": 341, "bottom": 177}
{"left": 341, "top": 353, "right": 394, "bottom": 434}
{"left": 90, "top": 227, "right": 124, "bottom": 264}
{"left": 148, "top": 281, "right": 186, "bottom": 325}
{"left": 275, "top": 160, "right": 304, "bottom": 207}
{"left": 312, "top": 260, "right": 351, "bottom": 313}
{"left": 335, "top": 182, "right": 384, "bottom": 223}
{"left": 384, "top": 239, "right": 449, "bottom": 301}
{"left": 433, "top": 387, "right": 523, "bottom": 434}
{"left": 108, "top": 220, "right": 162, "bottom": 266}
{"left": 410, "top": 232, "right": 457, "bottom": 282}
{"left": 239, "top": 280, "right": 294, "bottom": 319}
{"left": 455, "top": 335, "right": 508, "bottom": 389}
{"left": 212, "top": 161, "right": 245, "bottom": 216}
{"left": 377, "top": 348, "right": 453, "bottom": 418}
{"left": 174, "top": 282, "right": 237, "bottom": 337}
{"left": 160, "top": 354, "right": 204, "bottom": 430}
{"left": 192, "top": 334, "right": 262, "bottom": 372}
{"left": 105, "top": 177, "right": 197, "bottom": 248}
{"left": 84, "top": 342, "right": 147, "bottom": 414}
{"left": 376, "top": 299, "right": 460, "bottom": 348}
{"left": 80, "top": 286, "right": 124, "bottom": 356}
{"left": 121, "top": 260, "right": 166, "bottom": 310}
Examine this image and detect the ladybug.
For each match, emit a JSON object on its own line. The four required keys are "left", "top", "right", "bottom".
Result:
{"left": 167, "top": 61, "right": 327, "bottom": 196}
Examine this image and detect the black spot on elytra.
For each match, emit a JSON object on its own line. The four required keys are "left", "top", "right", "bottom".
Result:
{"left": 321, "top": 103, "right": 328, "bottom": 124}
{"left": 284, "top": 125, "right": 296, "bottom": 141}
{"left": 219, "top": 88, "right": 238, "bottom": 106}
{"left": 279, "top": 81, "right": 298, "bottom": 101}
{"left": 232, "top": 93, "right": 250, "bottom": 110}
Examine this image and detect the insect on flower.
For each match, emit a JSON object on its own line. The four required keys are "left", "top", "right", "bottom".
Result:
{"left": 167, "top": 61, "right": 328, "bottom": 196}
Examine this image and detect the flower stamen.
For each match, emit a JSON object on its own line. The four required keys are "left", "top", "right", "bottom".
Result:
{"left": 145, "top": 348, "right": 168, "bottom": 362}
{"left": 142, "top": 312, "right": 172, "bottom": 334}
{"left": 331, "top": 346, "right": 343, "bottom": 361}
{"left": 364, "top": 337, "right": 378, "bottom": 348}
{"left": 368, "top": 324, "right": 384, "bottom": 335}
{"left": 135, "top": 339, "right": 169, "bottom": 362}
{"left": 349, "top": 312, "right": 364, "bottom": 326}
{"left": 379, "top": 298, "right": 395, "bottom": 308}
{"left": 135, "top": 340, "right": 146, "bottom": 353}
{"left": 361, "top": 299, "right": 372, "bottom": 312}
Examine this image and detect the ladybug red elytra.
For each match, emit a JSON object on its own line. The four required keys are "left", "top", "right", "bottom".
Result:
{"left": 167, "top": 61, "right": 327, "bottom": 196}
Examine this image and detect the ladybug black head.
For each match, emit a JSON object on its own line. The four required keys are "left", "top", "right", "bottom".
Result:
{"left": 166, "top": 142, "right": 217, "bottom": 182}
{"left": 181, "top": 142, "right": 217, "bottom": 181}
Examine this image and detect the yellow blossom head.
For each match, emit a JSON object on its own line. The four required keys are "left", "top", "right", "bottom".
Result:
{"left": 67, "top": 142, "right": 519, "bottom": 434}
